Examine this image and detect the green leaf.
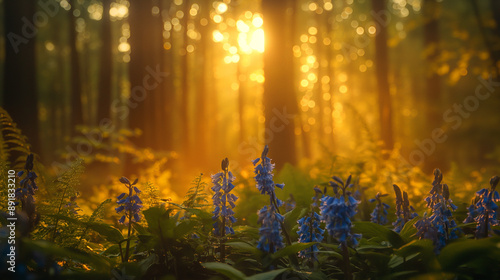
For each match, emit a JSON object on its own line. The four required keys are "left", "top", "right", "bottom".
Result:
{"left": 87, "top": 222, "right": 124, "bottom": 243}
{"left": 353, "top": 221, "right": 405, "bottom": 248}
{"left": 202, "top": 262, "right": 246, "bottom": 280}
{"left": 143, "top": 206, "right": 167, "bottom": 230}
{"left": 438, "top": 237, "right": 500, "bottom": 271}
{"left": 25, "top": 239, "right": 111, "bottom": 272}
{"left": 399, "top": 217, "right": 419, "bottom": 242}
{"left": 271, "top": 242, "right": 316, "bottom": 260}
{"left": 143, "top": 206, "right": 175, "bottom": 239}
{"left": 245, "top": 268, "right": 288, "bottom": 280}
{"left": 316, "top": 251, "right": 342, "bottom": 258}
{"left": 227, "top": 241, "right": 263, "bottom": 257}
{"left": 394, "top": 239, "right": 433, "bottom": 259}
{"left": 183, "top": 207, "right": 212, "bottom": 220}
{"left": 174, "top": 219, "right": 196, "bottom": 238}
{"left": 283, "top": 206, "right": 303, "bottom": 233}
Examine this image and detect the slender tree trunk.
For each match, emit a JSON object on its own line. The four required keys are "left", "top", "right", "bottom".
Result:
{"left": 128, "top": 0, "right": 154, "bottom": 174}
{"left": 372, "top": 0, "right": 394, "bottom": 152}
{"left": 3, "top": 0, "right": 40, "bottom": 155}
{"left": 97, "top": 0, "right": 112, "bottom": 123}
{"left": 194, "top": 2, "right": 211, "bottom": 167}
{"left": 160, "top": 0, "right": 175, "bottom": 153}
{"left": 180, "top": 0, "right": 191, "bottom": 162}
{"left": 325, "top": 11, "right": 336, "bottom": 151}
{"left": 423, "top": 0, "right": 443, "bottom": 170}
{"left": 69, "top": 0, "right": 84, "bottom": 134}
{"left": 262, "top": 0, "right": 298, "bottom": 168}
{"left": 490, "top": 0, "right": 500, "bottom": 74}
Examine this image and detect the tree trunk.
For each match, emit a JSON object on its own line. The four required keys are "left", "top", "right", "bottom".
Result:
{"left": 194, "top": 2, "right": 211, "bottom": 167}
{"left": 3, "top": 0, "right": 40, "bottom": 155}
{"left": 372, "top": 0, "right": 394, "bottom": 152}
{"left": 69, "top": 0, "right": 84, "bottom": 134}
{"left": 97, "top": 0, "right": 112, "bottom": 123}
{"left": 262, "top": 0, "right": 298, "bottom": 168}
{"left": 423, "top": 0, "right": 443, "bottom": 171}
{"left": 180, "top": 0, "right": 191, "bottom": 162}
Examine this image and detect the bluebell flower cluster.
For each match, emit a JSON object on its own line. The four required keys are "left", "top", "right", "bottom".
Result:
{"left": 211, "top": 158, "right": 238, "bottom": 236}
{"left": 253, "top": 145, "right": 285, "bottom": 207}
{"left": 257, "top": 205, "right": 284, "bottom": 253}
{"left": 16, "top": 154, "right": 38, "bottom": 208}
{"left": 253, "top": 146, "right": 288, "bottom": 253}
{"left": 463, "top": 176, "right": 500, "bottom": 238}
{"left": 414, "top": 169, "right": 460, "bottom": 253}
{"left": 369, "top": 192, "right": 390, "bottom": 225}
{"left": 320, "top": 175, "right": 361, "bottom": 247}
{"left": 297, "top": 211, "right": 324, "bottom": 260}
{"left": 115, "top": 177, "right": 142, "bottom": 224}
{"left": 392, "top": 184, "right": 418, "bottom": 232}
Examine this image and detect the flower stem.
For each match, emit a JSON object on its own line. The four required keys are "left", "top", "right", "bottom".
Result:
{"left": 341, "top": 242, "right": 352, "bottom": 280}
{"left": 220, "top": 170, "right": 227, "bottom": 262}
{"left": 124, "top": 185, "right": 133, "bottom": 262}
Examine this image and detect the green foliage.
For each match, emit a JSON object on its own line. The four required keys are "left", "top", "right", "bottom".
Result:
{"left": 34, "top": 159, "right": 84, "bottom": 243}
{"left": 182, "top": 173, "right": 210, "bottom": 209}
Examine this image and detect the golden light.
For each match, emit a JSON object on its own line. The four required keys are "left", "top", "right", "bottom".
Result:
{"left": 252, "top": 15, "right": 263, "bottom": 28}
{"left": 45, "top": 41, "right": 55, "bottom": 51}
{"left": 324, "top": 2, "right": 333, "bottom": 11}
{"left": 238, "top": 33, "right": 252, "bottom": 53}
{"left": 213, "top": 30, "right": 224, "bottom": 42}
{"left": 118, "top": 42, "right": 130, "bottom": 52}
{"left": 339, "top": 85, "right": 348, "bottom": 93}
{"left": 368, "top": 26, "right": 377, "bottom": 35}
{"left": 87, "top": 3, "right": 103, "bottom": 20}
{"left": 216, "top": 2, "right": 228, "bottom": 14}
{"left": 231, "top": 54, "right": 240, "bottom": 63}
{"left": 236, "top": 20, "right": 250, "bottom": 33}
{"left": 250, "top": 28, "right": 265, "bottom": 53}
{"left": 308, "top": 2, "right": 317, "bottom": 11}
{"left": 308, "top": 27, "right": 317, "bottom": 35}
{"left": 229, "top": 46, "right": 238, "bottom": 54}
{"left": 110, "top": 3, "right": 128, "bottom": 19}
{"left": 213, "top": 14, "right": 222, "bottom": 23}
{"left": 338, "top": 72, "right": 348, "bottom": 82}
{"left": 306, "top": 55, "right": 316, "bottom": 64}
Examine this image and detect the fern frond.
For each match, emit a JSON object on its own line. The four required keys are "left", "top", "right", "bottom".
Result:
{"left": 34, "top": 159, "right": 84, "bottom": 243}
{"left": 182, "top": 173, "right": 210, "bottom": 209}
{"left": 0, "top": 106, "right": 31, "bottom": 167}
{"left": 143, "top": 181, "right": 160, "bottom": 208}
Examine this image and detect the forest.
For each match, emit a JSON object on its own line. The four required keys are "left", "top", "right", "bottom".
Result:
{"left": 1, "top": 0, "right": 500, "bottom": 279}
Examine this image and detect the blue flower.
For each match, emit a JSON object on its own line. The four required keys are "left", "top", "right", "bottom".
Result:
{"left": 393, "top": 184, "right": 418, "bottom": 232}
{"left": 463, "top": 176, "right": 500, "bottom": 238}
{"left": 16, "top": 154, "right": 38, "bottom": 204}
{"left": 115, "top": 177, "right": 142, "bottom": 224}
{"left": 211, "top": 158, "right": 238, "bottom": 236}
{"left": 257, "top": 205, "right": 284, "bottom": 253}
{"left": 297, "top": 211, "right": 324, "bottom": 260}
{"left": 253, "top": 145, "right": 284, "bottom": 208}
{"left": 414, "top": 169, "right": 460, "bottom": 253}
{"left": 320, "top": 175, "right": 361, "bottom": 248}
{"left": 369, "top": 192, "right": 390, "bottom": 225}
